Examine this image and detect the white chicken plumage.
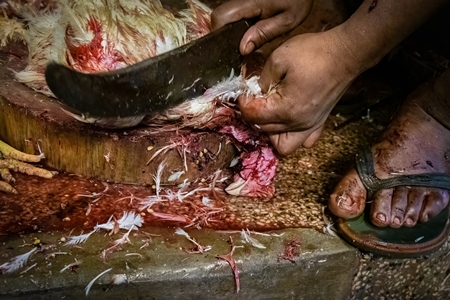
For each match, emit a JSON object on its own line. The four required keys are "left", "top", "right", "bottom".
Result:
{"left": 1, "top": 0, "right": 213, "bottom": 128}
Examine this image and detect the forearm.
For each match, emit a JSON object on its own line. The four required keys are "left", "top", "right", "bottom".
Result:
{"left": 336, "top": 0, "right": 449, "bottom": 73}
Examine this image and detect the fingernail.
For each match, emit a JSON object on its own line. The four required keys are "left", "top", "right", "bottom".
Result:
{"left": 376, "top": 213, "right": 386, "bottom": 222}
{"left": 243, "top": 42, "right": 255, "bottom": 55}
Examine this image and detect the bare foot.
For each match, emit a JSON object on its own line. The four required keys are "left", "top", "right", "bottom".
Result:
{"left": 329, "top": 71, "right": 450, "bottom": 228}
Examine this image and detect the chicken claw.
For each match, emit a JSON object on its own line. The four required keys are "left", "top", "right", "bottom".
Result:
{"left": 0, "top": 140, "right": 57, "bottom": 194}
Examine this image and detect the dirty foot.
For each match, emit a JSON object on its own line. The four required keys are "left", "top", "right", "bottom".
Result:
{"left": 0, "top": 140, "right": 57, "bottom": 193}
{"left": 329, "top": 72, "right": 450, "bottom": 228}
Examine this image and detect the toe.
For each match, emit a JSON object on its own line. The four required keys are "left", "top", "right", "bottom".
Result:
{"left": 419, "top": 189, "right": 449, "bottom": 223}
{"left": 389, "top": 186, "right": 408, "bottom": 228}
{"left": 329, "top": 169, "right": 366, "bottom": 219}
{"left": 403, "top": 187, "right": 426, "bottom": 227}
{"left": 370, "top": 188, "right": 393, "bottom": 227}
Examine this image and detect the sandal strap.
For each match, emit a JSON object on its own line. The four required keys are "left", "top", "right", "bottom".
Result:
{"left": 355, "top": 147, "right": 450, "bottom": 199}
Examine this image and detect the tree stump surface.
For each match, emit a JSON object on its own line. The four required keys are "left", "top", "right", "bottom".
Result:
{"left": 0, "top": 44, "right": 236, "bottom": 185}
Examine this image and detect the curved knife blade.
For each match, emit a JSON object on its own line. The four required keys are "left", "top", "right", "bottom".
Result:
{"left": 45, "top": 20, "right": 252, "bottom": 119}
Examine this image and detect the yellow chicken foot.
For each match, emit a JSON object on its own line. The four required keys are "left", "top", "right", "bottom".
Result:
{"left": 0, "top": 140, "right": 58, "bottom": 194}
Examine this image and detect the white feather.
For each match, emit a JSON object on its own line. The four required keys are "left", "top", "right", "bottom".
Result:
{"left": 0, "top": 247, "right": 37, "bottom": 274}
{"left": 95, "top": 211, "right": 143, "bottom": 231}
{"left": 175, "top": 227, "right": 192, "bottom": 241}
{"left": 64, "top": 230, "right": 96, "bottom": 246}
{"left": 241, "top": 229, "right": 266, "bottom": 249}
{"left": 168, "top": 170, "right": 185, "bottom": 182}
{"left": 60, "top": 260, "right": 82, "bottom": 273}
{"left": 229, "top": 157, "right": 240, "bottom": 168}
{"left": 201, "top": 196, "right": 214, "bottom": 208}
{"left": 138, "top": 195, "right": 167, "bottom": 210}
{"left": 85, "top": 267, "right": 113, "bottom": 296}
{"left": 152, "top": 161, "right": 166, "bottom": 198}
{"left": 110, "top": 274, "right": 128, "bottom": 285}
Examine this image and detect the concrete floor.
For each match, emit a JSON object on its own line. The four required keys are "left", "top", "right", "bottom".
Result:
{"left": 1, "top": 228, "right": 449, "bottom": 300}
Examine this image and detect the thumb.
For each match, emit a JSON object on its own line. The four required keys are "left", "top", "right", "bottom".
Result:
{"left": 240, "top": 13, "right": 299, "bottom": 55}
{"left": 302, "top": 126, "right": 324, "bottom": 148}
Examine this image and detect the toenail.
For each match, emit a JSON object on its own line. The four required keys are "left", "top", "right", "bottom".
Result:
{"left": 393, "top": 217, "right": 401, "bottom": 225}
{"left": 376, "top": 213, "right": 386, "bottom": 222}
{"left": 405, "top": 218, "right": 414, "bottom": 226}
{"left": 422, "top": 214, "right": 429, "bottom": 222}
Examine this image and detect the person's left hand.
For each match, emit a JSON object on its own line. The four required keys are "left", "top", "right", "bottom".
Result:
{"left": 211, "top": 0, "right": 314, "bottom": 55}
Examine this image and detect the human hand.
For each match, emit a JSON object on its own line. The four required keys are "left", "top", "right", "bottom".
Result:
{"left": 211, "top": 0, "right": 314, "bottom": 55}
{"left": 240, "top": 28, "right": 361, "bottom": 155}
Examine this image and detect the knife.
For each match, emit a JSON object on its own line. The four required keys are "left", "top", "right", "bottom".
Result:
{"left": 45, "top": 20, "right": 252, "bottom": 119}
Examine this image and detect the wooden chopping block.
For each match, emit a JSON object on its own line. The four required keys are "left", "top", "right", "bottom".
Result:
{"left": 0, "top": 44, "right": 236, "bottom": 185}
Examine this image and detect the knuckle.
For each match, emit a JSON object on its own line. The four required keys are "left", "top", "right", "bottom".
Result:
{"left": 255, "top": 26, "right": 273, "bottom": 44}
{"left": 210, "top": 9, "right": 225, "bottom": 29}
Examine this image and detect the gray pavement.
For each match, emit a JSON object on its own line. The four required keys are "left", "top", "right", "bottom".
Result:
{"left": 0, "top": 228, "right": 357, "bottom": 300}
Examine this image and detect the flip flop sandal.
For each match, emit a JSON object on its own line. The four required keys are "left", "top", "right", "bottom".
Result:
{"left": 337, "top": 147, "right": 450, "bottom": 258}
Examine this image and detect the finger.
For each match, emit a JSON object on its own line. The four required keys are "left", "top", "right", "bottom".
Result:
{"left": 240, "top": 13, "right": 299, "bottom": 55}
{"left": 211, "top": 0, "right": 263, "bottom": 30}
{"left": 269, "top": 131, "right": 310, "bottom": 156}
{"left": 254, "top": 122, "right": 289, "bottom": 132}
{"left": 238, "top": 93, "right": 288, "bottom": 125}
{"left": 302, "top": 126, "right": 324, "bottom": 148}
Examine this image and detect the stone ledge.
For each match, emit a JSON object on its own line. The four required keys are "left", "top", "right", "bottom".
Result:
{"left": 0, "top": 228, "right": 358, "bottom": 300}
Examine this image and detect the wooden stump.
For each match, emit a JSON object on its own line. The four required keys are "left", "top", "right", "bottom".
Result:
{"left": 0, "top": 45, "right": 236, "bottom": 185}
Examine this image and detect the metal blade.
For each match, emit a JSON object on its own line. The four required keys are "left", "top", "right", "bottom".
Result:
{"left": 45, "top": 20, "right": 252, "bottom": 119}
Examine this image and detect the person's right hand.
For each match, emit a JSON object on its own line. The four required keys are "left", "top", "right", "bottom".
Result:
{"left": 211, "top": 0, "right": 314, "bottom": 55}
{"left": 238, "top": 28, "right": 361, "bottom": 155}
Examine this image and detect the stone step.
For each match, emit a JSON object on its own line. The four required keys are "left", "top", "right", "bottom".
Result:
{"left": 0, "top": 228, "right": 357, "bottom": 299}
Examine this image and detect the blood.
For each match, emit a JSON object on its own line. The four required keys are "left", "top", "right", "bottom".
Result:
{"left": 65, "top": 17, "right": 126, "bottom": 72}
{"left": 278, "top": 239, "right": 301, "bottom": 263}
{"left": 185, "top": 1, "right": 212, "bottom": 39}
{"left": 0, "top": 172, "right": 287, "bottom": 239}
